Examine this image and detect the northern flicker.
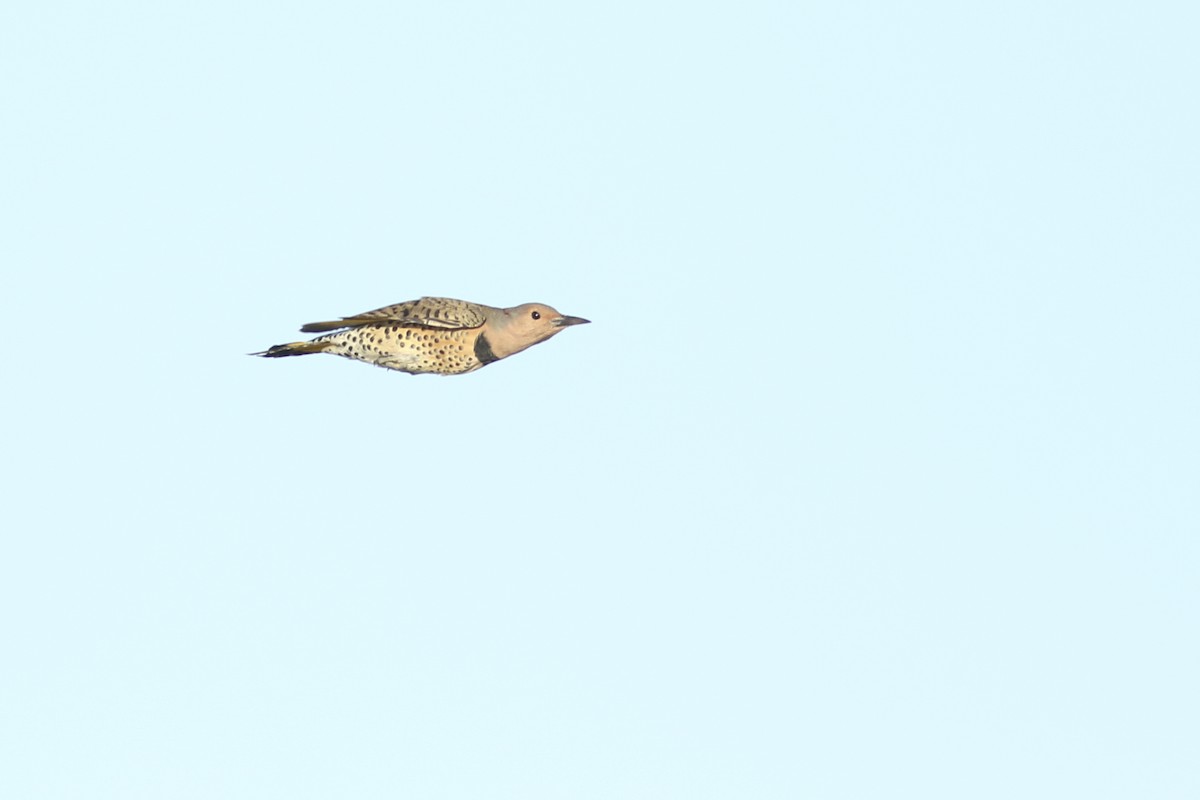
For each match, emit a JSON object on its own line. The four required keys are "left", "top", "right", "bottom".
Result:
{"left": 253, "top": 296, "right": 590, "bottom": 375}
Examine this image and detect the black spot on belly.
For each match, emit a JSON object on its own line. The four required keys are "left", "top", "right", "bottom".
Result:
{"left": 474, "top": 333, "right": 499, "bottom": 365}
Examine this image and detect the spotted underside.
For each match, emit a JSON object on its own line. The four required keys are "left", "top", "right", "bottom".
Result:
{"left": 315, "top": 324, "right": 489, "bottom": 375}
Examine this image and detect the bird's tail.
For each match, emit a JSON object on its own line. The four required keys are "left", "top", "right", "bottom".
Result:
{"left": 250, "top": 340, "right": 334, "bottom": 358}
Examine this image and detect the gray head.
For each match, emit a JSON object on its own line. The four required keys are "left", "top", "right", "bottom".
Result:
{"left": 486, "top": 302, "right": 591, "bottom": 358}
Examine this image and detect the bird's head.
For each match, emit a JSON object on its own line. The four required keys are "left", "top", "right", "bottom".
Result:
{"left": 490, "top": 303, "right": 591, "bottom": 357}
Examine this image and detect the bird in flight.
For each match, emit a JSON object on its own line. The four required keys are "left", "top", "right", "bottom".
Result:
{"left": 254, "top": 296, "right": 590, "bottom": 375}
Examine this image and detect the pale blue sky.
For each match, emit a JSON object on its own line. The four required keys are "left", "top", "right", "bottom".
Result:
{"left": 2, "top": 1, "right": 1197, "bottom": 797}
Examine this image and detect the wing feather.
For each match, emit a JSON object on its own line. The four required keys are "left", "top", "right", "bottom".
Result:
{"left": 300, "top": 297, "right": 489, "bottom": 333}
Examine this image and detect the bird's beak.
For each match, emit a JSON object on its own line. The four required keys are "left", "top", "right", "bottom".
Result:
{"left": 554, "top": 315, "right": 591, "bottom": 328}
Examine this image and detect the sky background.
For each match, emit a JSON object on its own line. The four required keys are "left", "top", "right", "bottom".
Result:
{"left": 2, "top": 1, "right": 1197, "bottom": 797}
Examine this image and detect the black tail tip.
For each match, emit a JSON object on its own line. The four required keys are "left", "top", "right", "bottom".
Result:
{"left": 249, "top": 344, "right": 292, "bottom": 358}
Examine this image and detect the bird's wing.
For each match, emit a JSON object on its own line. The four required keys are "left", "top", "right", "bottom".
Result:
{"left": 300, "top": 297, "right": 489, "bottom": 333}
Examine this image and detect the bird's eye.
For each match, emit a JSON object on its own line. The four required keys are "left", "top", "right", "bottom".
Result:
{"left": 531, "top": 311, "right": 541, "bottom": 320}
